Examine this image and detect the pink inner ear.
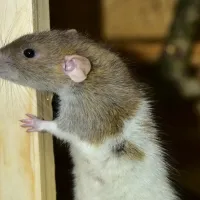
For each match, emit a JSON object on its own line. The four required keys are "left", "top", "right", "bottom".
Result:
{"left": 64, "top": 59, "right": 76, "bottom": 72}
{"left": 62, "top": 55, "right": 91, "bottom": 83}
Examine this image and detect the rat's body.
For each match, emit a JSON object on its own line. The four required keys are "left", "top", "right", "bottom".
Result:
{"left": 0, "top": 30, "right": 178, "bottom": 200}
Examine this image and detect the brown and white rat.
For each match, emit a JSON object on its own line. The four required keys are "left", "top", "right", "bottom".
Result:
{"left": 0, "top": 29, "right": 179, "bottom": 200}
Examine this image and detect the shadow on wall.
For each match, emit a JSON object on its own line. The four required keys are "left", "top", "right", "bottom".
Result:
{"left": 49, "top": 0, "right": 200, "bottom": 200}
{"left": 49, "top": 0, "right": 101, "bottom": 39}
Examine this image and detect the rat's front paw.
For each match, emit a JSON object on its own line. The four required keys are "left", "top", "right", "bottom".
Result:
{"left": 20, "top": 114, "right": 44, "bottom": 132}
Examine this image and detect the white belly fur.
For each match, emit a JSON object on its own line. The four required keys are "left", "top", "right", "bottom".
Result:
{"left": 69, "top": 100, "right": 178, "bottom": 200}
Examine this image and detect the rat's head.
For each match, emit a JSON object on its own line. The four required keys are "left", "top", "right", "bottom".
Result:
{"left": 0, "top": 29, "right": 93, "bottom": 92}
{"left": 0, "top": 29, "right": 143, "bottom": 143}
{"left": 0, "top": 28, "right": 136, "bottom": 99}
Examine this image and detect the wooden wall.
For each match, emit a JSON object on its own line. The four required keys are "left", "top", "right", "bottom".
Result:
{"left": 0, "top": 0, "right": 56, "bottom": 200}
{"left": 101, "top": 0, "right": 200, "bottom": 65}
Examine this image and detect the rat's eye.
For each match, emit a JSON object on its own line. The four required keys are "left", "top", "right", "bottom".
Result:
{"left": 23, "top": 49, "right": 35, "bottom": 58}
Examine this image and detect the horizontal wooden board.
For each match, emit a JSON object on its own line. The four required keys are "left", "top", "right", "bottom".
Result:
{"left": 101, "top": 0, "right": 177, "bottom": 39}
{"left": 112, "top": 42, "right": 200, "bottom": 65}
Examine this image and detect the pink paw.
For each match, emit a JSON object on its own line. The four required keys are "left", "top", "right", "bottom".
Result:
{"left": 20, "top": 114, "right": 43, "bottom": 132}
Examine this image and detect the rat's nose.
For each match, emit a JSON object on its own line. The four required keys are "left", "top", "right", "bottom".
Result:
{"left": 0, "top": 52, "right": 19, "bottom": 81}
{"left": 0, "top": 53, "right": 9, "bottom": 67}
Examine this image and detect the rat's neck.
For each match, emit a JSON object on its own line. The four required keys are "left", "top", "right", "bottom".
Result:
{"left": 56, "top": 43, "right": 143, "bottom": 143}
{"left": 56, "top": 79, "right": 141, "bottom": 144}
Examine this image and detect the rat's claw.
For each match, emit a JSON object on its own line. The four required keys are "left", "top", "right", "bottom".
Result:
{"left": 26, "top": 128, "right": 37, "bottom": 133}
{"left": 25, "top": 113, "right": 37, "bottom": 119}
{"left": 21, "top": 124, "right": 32, "bottom": 128}
{"left": 20, "top": 113, "right": 43, "bottom": 132}
{"left": 20, "top": 119, "right": 33, "bottom": 124}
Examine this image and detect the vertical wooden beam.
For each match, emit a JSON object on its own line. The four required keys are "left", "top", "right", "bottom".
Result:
{"left": 0, "top": 0, "right": 56, "bottom": 200}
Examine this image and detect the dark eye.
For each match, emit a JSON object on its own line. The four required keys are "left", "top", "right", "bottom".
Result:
{"left": 23, "top": 49, "right": 35, "bottom": 58}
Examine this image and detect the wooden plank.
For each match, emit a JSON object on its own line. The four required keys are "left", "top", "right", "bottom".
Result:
{"left": 111, "top": 42, "right": 200, "bottom": 65}
{"left": 0, "top": 0, "right": 56, "bottom": 200}
{"left": 101, "top": 0, "right": 176, "bottom": 39}
{"left": 101, "top": 0, "right": 200, "bottom": 64}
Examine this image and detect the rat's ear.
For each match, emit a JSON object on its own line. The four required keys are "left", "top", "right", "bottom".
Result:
{"left": 62, "top": 55, "right": 91, "bottom": 82}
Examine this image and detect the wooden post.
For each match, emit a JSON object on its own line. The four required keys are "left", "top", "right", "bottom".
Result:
{"left": 0, "top": 0, "right": 56, "bottom": 200}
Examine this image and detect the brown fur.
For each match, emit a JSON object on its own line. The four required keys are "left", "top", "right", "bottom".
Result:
{"left": 0, "top": 30, "right": 143, "bottom": 145}
{"left": 113, "top": 140, "right": 144, "bottom": 160}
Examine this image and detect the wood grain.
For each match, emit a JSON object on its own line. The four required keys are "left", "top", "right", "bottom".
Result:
{"left": 0, "top": 0, "right": 56, "bottom": 200}
{"left": 112, "top": 42, "right": 200, "bottom": 65}
{"left": 101, "top": 0, "right": 177, "bottom": 39}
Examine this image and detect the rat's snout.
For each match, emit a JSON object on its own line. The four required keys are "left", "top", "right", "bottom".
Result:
{"left": 0, "top": 51, "right": 19, "bottom": 81}
{"left": 0, "top": 52, "right": 10, "bottom": 72}
{"left": 0, "top": 51, "right": 8, "bottom": 63}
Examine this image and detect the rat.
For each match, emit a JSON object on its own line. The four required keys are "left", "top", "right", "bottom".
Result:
{"left": 0, "top": 29, "right": 179, "bottom": 200}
